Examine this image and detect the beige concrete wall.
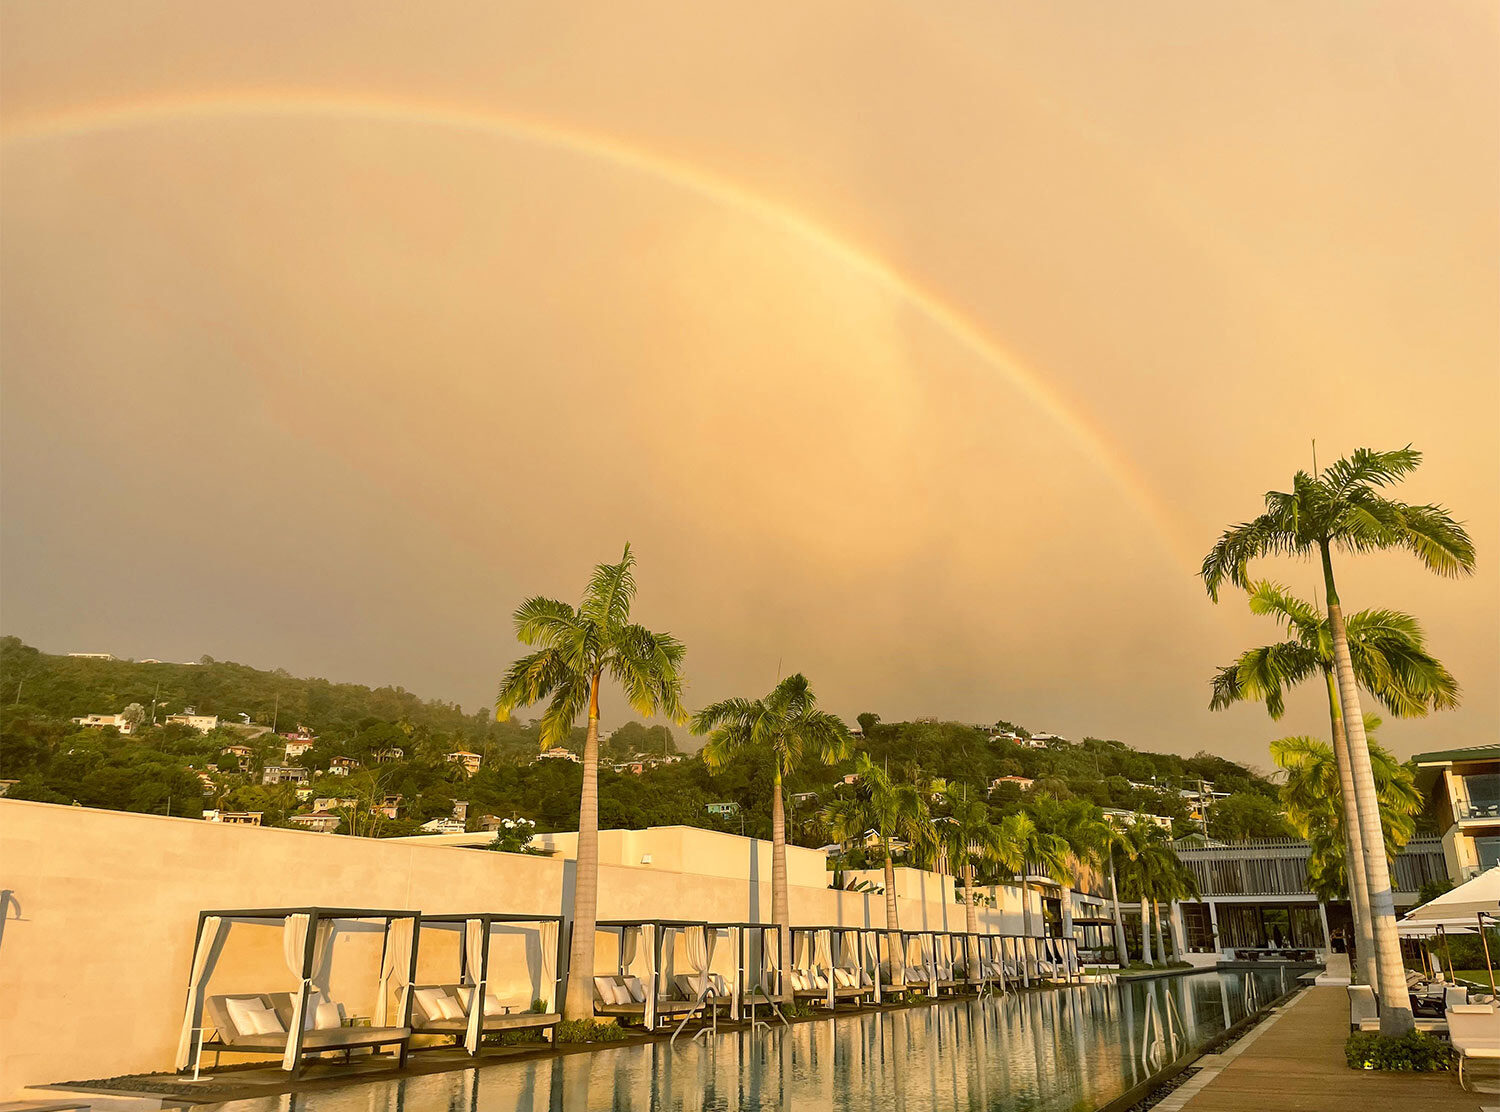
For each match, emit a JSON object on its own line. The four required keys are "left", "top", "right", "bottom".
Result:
{"left": 0, "top": 800, "right": 1056, "bottom": 1097}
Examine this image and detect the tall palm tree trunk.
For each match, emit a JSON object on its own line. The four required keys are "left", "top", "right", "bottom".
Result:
{"left": 963, "top": 861, "right": 980, "bottom": 985}
{"left": 1322, "top": 547, "right": 1413, "bottom": 1036}
{"left": 1152, "top": 898, "right": 1168, "bottom": 963}
{"left": 1139, "top": 897, "right": 1153, "bottom": 965}
{"left": 1108, "top": 858, "right": 1129, "bottom": 968}
{"left": 884, "top": 846, "right": 905, "bottom": 986}
{"left": 771, "top": 765, "right": 792, "bottom": 1003}
{"left": 562, "top": 673, "right": 602, "bottom": 1021}
{"left": 1323, "top": 669, "right": 1376, "bottom": 986}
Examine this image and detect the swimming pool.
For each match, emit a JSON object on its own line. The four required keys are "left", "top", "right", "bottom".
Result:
{"left": 208, "top": 969, "right": 1289, "bottom": 1112}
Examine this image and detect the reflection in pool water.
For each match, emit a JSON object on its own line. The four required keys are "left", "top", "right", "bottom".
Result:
{"left": 211, "top": 969, "right": 1288, "bottom": 1112}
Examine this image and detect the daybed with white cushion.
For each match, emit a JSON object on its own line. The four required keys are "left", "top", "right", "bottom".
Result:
{"left": 408, "top": 984, "right": 560, "bottom": 1045}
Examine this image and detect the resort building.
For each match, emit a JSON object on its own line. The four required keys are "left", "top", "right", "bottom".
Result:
{"left": 201, "top": 810, "right": 261, "bottom": 825}
{"left": 1167, "top": 835, "right": 1448, "bottom": 961}
{"left": 260, "top": 765, "right": 309, "bottom": 786}
{"left": 327, "top": 755, "right": 360, "bottom": 775}
{"left": 65, "top": 651, "right": 115, "bottom": 660}
{"left": 1412, "top": 742, "right": 1500, "bottom": 881}
{"left": 283, "top": 738, "right": 313, "bottom": 759}
{"left": 1102, "top": 807, "right": 1174, "bottom": 832}
{"left": 534, "top": 746, "right": 580, "bottom": 764}
{"left": 287, "top": 810, "right": 342, "bottom": 833}
{"left": 372, "top": 746, "right": 404, "bottom": 762}
{"left": 164, "top": 710, "right": 220, "bottom": 733}
{"left": 989, "top": 775, "right": 1035, "bottom": 793}
{"left": 312, "top": 796, "right": 357, "bottom": 812}
{"left": 373, "top": 794, "right": 402, "bottom": 820}
{"left": 418, "top": 816, "right": 466, "bottom": 834}
{"left": 705, "top": 801, "right": 740, "bottom": 817}
{"left": 70, "top": 712, "right": 135, "bottom": 734}
{"left": 445, "top": 750, "right": 482, "bottom": 776}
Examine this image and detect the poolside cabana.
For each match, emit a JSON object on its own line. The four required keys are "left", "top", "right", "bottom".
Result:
{"left": 734, "top": 921, "right": 787, "bottom": 1026}
{"left": 789, "top": 926, "right": 837, "bottom": 1008}
{"left": 1073, "top": 916, "right": 1121, "bottom": 968}
{"left": 176, "top": 906, "right": 419, "bottom": 1077}
{"left": 832, "top": 926, "right": 882, "bottom": 1004}
{"left": 928, "top": 931, "right": 968, "bottom": 994}
{"left": 410, "top": 913, "right": 563, "bottom": 1052}
{"left": 899, "top": 930, "right": 941, "bottom": 995}
{"left": 592, "top": 919, "right": 722, "bottom": 1031}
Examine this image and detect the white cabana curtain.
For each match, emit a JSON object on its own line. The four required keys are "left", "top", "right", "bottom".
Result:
{"left": 462, "top": 918, "right": 487, "bottom": 985}
{"left": 760, "top": 927, "right": 780, "bottom": 997}
{"left": 374, "top": 917, "right": 414, "bottom": 1026}
{"left": 682, "top": 925, "right": 713, "bottom": 995}
{"left": 175, "top": 915, "right": 226, "bottom": 1069}
{"left": 813, "top": 929, "right": 832, "bottom": 972}
{"left": 281, "top": 915, "right": 334, "bottom": 1070}
{"left": 463, "top": 918, "right": 488, "bottom": 1052}
{"left": 538, "top": 921, "right": 559, "bottom": 1010}
{"left": 620, "top": 926, "right": 640, "bottom": 974}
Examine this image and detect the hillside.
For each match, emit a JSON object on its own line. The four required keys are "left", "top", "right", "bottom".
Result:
{"left": 0, "top": 636, "right": 1290, "bottom": 843}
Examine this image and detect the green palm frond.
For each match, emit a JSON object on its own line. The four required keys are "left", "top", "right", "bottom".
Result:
{"left": 692, "top": 674, "right": 851, "bottom": 781}
{"left": 494, "top": 544, "right": 686, "bottom": 742}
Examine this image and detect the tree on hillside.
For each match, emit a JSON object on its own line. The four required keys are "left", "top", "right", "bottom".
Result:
{"left": 494, "top": 545, "right": 687, "bottom": 1022}
{"left": 1209, "top": 579, "right": 1457, "bottom": 984}
{"left": 1208, "top": 793, "right": 1294, "bottom": 842}
{"left": 1203, "top": 447, "right": 1473, "bottom": 1035}
{"left": 695, "top": 674, "right": 852, "bottom": 1002}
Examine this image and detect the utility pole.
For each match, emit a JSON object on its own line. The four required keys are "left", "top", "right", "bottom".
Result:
{"left": 272, "top": 694, "right": 280, "bottom": 735}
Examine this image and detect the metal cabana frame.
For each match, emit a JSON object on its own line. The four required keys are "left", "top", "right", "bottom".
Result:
{"left": 412, "top": 912, "right": 565, "bottom": 1053}
{"left": 176, "top": 905, "right": 420, "bottom": 1078}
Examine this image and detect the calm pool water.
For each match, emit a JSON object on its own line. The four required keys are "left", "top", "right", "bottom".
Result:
{"left": 210, "top": 969, "right": 1289, "bottom": 1112}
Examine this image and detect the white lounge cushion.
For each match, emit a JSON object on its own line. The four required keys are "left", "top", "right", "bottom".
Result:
{"left": 622, "top": 976, "right": 647, "bottom": 1004}
{"left": 456, "top": 986, "right": 510, "bottom": 1017}
{"left": 593, "top": 977, "right": 622, "bottom": 1005}
{"left": 313, "top": 1001, "right": 343, "bottom": 1030}
{"left": 835, "top": 969, "right": 857, "bottom": 989}
{"left": 227, "top": 997, "right": 284, "bottom": 1037}
{"left": 415, "top": 986, "right": 464, "bottom": 1021}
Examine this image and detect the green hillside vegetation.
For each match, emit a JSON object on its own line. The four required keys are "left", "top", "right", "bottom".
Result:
{"left": 0, "top": 636, "right": 1291, "bottom": 844}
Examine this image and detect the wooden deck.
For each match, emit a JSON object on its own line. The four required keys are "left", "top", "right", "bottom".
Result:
{"left": 1163, "top": 986, "right": 1495, "bottom": 1112}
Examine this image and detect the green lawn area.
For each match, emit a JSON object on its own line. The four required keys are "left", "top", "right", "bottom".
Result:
{"left": 1445, "top": 969, "right": 1497, "bottom": 988}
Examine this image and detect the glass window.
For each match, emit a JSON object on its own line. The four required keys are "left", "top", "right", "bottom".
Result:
{"left": 1476, "top": 837, "right": 1500, "bottom": 871}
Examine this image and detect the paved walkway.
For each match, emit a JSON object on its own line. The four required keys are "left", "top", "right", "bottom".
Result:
{"left": 1164, "top": 986, "right": 1495, "bottom": 1112}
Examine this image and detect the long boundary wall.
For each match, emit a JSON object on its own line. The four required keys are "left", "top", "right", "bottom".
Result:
{"left": 0, "top": 800, "right": 1061, "bottom": 1097}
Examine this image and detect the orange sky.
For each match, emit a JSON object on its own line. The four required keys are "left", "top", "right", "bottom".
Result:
{"left": 2, "top": 1, "right": 1495, "bottom": 766}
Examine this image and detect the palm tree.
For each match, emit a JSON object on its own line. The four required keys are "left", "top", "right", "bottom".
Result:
{"left": 931, "top": 780, "right": 1004, "bottom": 984}
{"left": 1049, "top": 800, "right": 1128, "bottom": 967}
{"left": 822, "top": 753, "right": 930, "bottom": 985}
{"left": 1210, "top": 580, "right": 1457, "bottom": 985}
{"left": 495, "top": 545, "right": 687, "bottom": 1021}
{"left": 1201, "top": 446, "right": 1474, "bottom": 1034}
{"left": 995, "top": 812, "right": 1070, "bottom": 980}
{"left": 694, "top": 674, "right": 852, "bottom": 1001}
{"left": 1100, "top": 822, "right": 1134, "bottom": 967}
{"left": 1273, "top": 726, "right": 1423, "bottom": 902}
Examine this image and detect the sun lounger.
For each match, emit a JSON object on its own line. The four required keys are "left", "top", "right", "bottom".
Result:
{"left": 1449, "top": 1003, "right": 1500, "bottom": 1090}
{"left": 204, "top": 993, "right": 410, "bottom": 1062}
{"left": 592, "top": 975, "right": 700, "bottom": 1025}
{"left": 1347, "top": 985, "right": 1450, "bottom": 1034}
{"left": 407, "top": 984, "right": 560, "bottom": 1047}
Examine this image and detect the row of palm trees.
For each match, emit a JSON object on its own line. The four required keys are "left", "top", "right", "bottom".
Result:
{"left": 1201, "top": 446, "right": 1474, "bottom": 1037}
{"left": 493, "top": 545, "right": 1199, "bottom": 1019}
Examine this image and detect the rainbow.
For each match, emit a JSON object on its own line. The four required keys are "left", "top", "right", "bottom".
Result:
{"left": 2, "top": 89, "right": 1190, "bottom": 565}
